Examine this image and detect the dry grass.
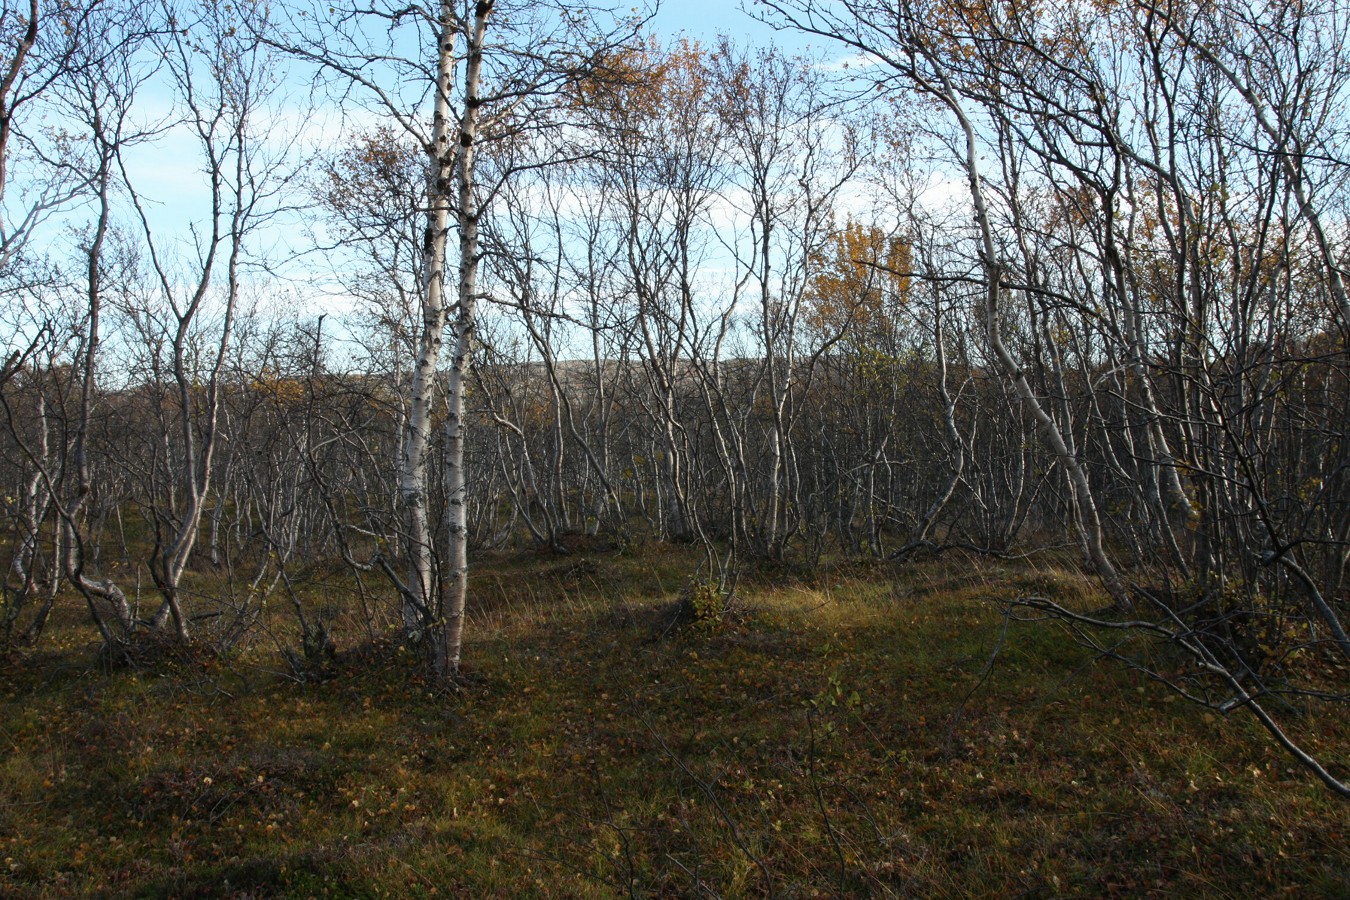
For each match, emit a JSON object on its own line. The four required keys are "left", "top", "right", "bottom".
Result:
{"left": 0, "top": 547, "right": 1346, "bottom": 897}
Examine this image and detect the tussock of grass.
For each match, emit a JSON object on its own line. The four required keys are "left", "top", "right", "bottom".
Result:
{"left": 0, "top": 549, "right": 1346, "bottom": 897}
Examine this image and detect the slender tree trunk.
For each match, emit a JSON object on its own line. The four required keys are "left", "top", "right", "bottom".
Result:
{"left": 927, "top": 56, "right": 1133, "bottom": 609}
{"left": 440, "top": 0, "right": 493, "bottom": 678}
{"left": 400, "top": 0, "right": 458, "bottom": 635}
{"left": 0, "top": 0, "right": 38, "bottom": 240}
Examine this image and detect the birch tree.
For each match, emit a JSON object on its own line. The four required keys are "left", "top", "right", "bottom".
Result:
{"left": 273, "top": 0, "right": 643, "bottom": 677}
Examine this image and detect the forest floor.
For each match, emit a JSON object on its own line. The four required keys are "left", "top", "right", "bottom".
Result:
{"left": 1, "top": 543, "right": 1347, "bottom": 897}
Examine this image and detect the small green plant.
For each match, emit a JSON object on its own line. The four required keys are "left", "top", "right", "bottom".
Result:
{"left": 1186, "top": 578, "right": 1313, "bottom": 677}
{"left": 680, "top": 576, "right": 726, "bottom": 631}
{"left": 807, "top": 674, "right": 861, "bottom": 714}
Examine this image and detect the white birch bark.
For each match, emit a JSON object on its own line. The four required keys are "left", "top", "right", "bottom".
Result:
{"left": 921, "top": 53, "right": 1133, "bottom": 610}
{"left": 439, "top": 0, "right": 493, "bottom": 676}
{"left": 399, "top": 0, "right": 458, "bottom": 634}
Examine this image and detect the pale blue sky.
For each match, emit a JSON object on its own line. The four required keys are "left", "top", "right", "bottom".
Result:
{"left": 648, "top": 1, "right": 827, "bottom": 55}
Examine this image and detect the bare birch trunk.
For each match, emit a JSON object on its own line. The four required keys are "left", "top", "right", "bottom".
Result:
{"left": 0, "top": 0, "right": 38, "bottom": 243}
{"left": 400, "top": 0, "right": 458, "bottom": 635}
{"left": 68, "top": 156, "right": 136, "bottom": 641}
{"left": 439, "top": 0, "right": 493, "bottom": 677}
{"left": 927, "top": 58, "right": 1133, "bottom": 610}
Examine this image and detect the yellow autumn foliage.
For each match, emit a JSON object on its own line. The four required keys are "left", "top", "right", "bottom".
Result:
{"left": 805, "top": 219, "right": 912, "bottom": 346}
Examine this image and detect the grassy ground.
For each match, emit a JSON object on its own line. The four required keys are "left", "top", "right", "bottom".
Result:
{"left": 1, "top": 545, "right": 1347, "bottom": 897}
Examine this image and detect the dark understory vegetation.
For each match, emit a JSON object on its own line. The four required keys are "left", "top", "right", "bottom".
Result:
{"left": 2, "top": 545, "right": 1346, "bottom": 897}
